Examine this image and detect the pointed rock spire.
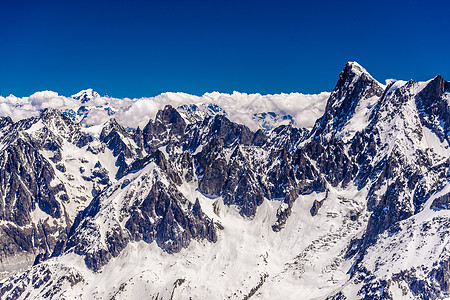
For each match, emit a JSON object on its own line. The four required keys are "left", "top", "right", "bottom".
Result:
{"left": 416, "top": 74, "right": 450, "bottom": 143}
{"left": 311, "top": 62, "right": 385, "bottom": 138}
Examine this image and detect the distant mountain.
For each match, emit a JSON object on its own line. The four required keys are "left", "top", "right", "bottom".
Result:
{"left": 71, "top": 89, "right": 101, "bottom": 103}
{"left": 0, "top": 62, "right": 449, "bottom": 299}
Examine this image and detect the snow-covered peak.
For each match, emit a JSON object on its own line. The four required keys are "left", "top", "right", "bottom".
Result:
{"left": 99, "top": 118, "right": 128, "bottom": 140}
{"left": 311, "top": 62, "right": 385, "bottom": 138}
{"left": 40, "top": 107, "right": 62, "bottom": 118}
{"left": 340, "top": 62, "right": 384, "bottom": 89}
{"left": 344, "top": 61, "right": 367, "bottom": 75}
{"left": 71, "top": 89, "right": 101, "bottom": 103}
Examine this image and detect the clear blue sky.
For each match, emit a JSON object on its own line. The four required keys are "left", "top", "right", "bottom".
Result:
{"left": 1, "top": 0, "right": 449, "bottom": 98}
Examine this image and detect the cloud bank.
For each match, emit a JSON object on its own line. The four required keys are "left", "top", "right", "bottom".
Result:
{"left": 0, "top": 90, "right": 330, "bottom": 131}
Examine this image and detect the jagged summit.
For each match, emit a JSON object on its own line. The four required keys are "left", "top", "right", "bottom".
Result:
{"left": 421, "top": 74, "right": 450, "bottom": 97}
{"left": 40, "top": 107, "right": 73, "bottom": 128}
{"left": 338, "top": 62, "right": 386, "bottom": 93}
{"left": 344, "top": 61, "right": 368, "bottom": 75}
{"left": 71, "top": 88, "right": 100, "bottom": 103}
{"left": 40, "top": 107, "right": 62, "bottom": 118}
{"left": 339, "top": 61, "right": 384, "bottom": 89}
{"left": 311, "top": 62, "right": 385, "bottom": 138}
{"left": 416, "top": 74, "right": 450, "bottom": 143}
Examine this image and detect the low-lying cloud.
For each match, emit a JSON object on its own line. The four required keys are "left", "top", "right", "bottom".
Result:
{"left": 0, "top": 90, "right": 330, "bottom": 131}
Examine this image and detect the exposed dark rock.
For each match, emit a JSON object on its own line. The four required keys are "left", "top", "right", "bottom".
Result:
{"left": 100, "top": 119, "right": 134, "bottom": 158}
{"left": 55, "top": 163, "right": 66, "bottom": 173}
{"left": 268, "top": 125, "right": 309, "bottom": 151}
{"left": 416, "top": 75, "right": 450, "bottom": 143}
{"left": 252, "top": 129, "right": 267, "bottom": 146}
{"left": 431, "top": 193, "right": 450, "bottom": 210}
{"left": 306, "top": 138, "right": 356, "bottom": 188}
{"left": 312, "top": 62, "right": 384, "bottom": 138}
{"left": 272, "top": 203, "right": 292, "bottom": 232}
{"left": 0, "top": 138, "right": 63, "bottom": 225}
{"left": 195, "top": 141, "right": 229, "bottom": 196}
{"left": 183, "top": 114, "right": 254, "bottom": 152}
{"left": 65, "top": 170, "right": 217, "bottom": 271}
{"left": 143, "top": 105, "right": 186, "bottom": 152}
{"left": 310, "top": 199, "right": 324, "bottom": 216}
{"left": 221, "top": 146, "right": 265, "bottom": 217}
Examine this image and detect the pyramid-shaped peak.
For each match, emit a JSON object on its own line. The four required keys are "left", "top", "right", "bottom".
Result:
{"left": 40, "top": 107, "right": 74, "bottom": 123}
{"left": 156, "top": 105, "right": 184, "bottom": 124}
{"left": 342, "top": 62, "right": 373, "bottom": 79}
{"left": 335, "top": 62, "right": 384, "bottom": 91}
{"left": 40, "top": 107, "right": 62, "bottom": 119}
{"left": 102, "top": 118, "right": 127, "bottom": 132}
{"left": 310, "top": 62, "right": 385, "bottom": 138}
{"left": 71, "top": 89, "right": 100, "bottom": 103}
{"left": 39, "top": 108, "right": 73, "bottom": 128}
{"left": 346, "top": 61, "right": 365, "bottom": 69}
{"left": 418, "top": 74, "right": 450, "bottom": 100}
{"left": 431, "top": 74, "right": 446, "bottom": 84}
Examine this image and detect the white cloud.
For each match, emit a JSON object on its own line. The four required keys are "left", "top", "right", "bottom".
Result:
{"left": 82, "top": 109, "right": 111, "bottom": 127}
{"left": 0, "top": 90, "right": 330, "bottom": 131}
{"left": 114, "top": 99, "right": 161, "bottom": 129}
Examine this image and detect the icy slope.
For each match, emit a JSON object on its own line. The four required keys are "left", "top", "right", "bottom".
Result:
{"left": 0, "top": 184, "right": 370, "bottom": 300}
{"left": 0, "top": 109, "right": 142, "bottom": 279}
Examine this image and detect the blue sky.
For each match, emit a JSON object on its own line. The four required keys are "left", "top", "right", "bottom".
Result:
{"left": 1, "top": 0, "right": 449, "bottom": 98}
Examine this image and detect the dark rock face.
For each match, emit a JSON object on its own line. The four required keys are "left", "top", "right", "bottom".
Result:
{"left": 40, "top": 108, "right": 93, "bottom": 149}
{"left": 100, "top": 119, "right": 134, "bottom": 158}
{"left": 58, "top": 103, "right": 336, "bottom": 270}
{"left": 416, "top": 75, "right": 450, "bottom": 143}
{"left": 334, "top": 75, "right": 450, "bottom": 299}
{"left": 221, "top": 146, "right": 265, "bottom": 217}
{"left": 192, "top": 122, "right": 322, "bottom": 220}
{"left": 252, "top": 129, "right": 268, "bottom": 147}
{"left": 207, "top": 115, "right": 254, "bottom": 147}
{"left": 131, "top": 182, "right": 216, "bottom": 253}
{"left": 0, "top": 116, "right": 13, "bottom": 127}
{"left": 346, "top": 215, "right": 450, "bottom": 300}
{"left": 431, "top": 193, "right": 450, "bottom": 210}
{"left": 0, "top": 222, "right": 60, "bottom": 265}
{"left": 0, "top": 109, "right": 103, "bottom": 276}
{"left": 306, "top": 138, "right": 356, "bottom": 188}
{"left": 195, "top": 141, "right": 229, "bottom": 196}
{"left": 183, "top": 115, "right": 254, "bottom": 153}
{"left": 267, "top": 125, "right": 308, "bottom": 151}
{"left": 0, "top": 263, "right": 84, "bottom": 299}
{"left": 65, "top": 164, "right": 217, "bottom": 272}
{"left": 292, "top": 148, "right": 326, "bottom": 194}
{"left": 143, "top": 105, "right": 187, "bottom": 152}
{"left": 312, "top": 62, "right": 384, "bottom": 138}
{"left": 310, "top": 199, "right": 324, "bottom": 216}
{"left": 99, "top": 118, "right": 146, "bottom": 179}
{"left": 0, "top": 138, "right": 64, "bottom": 224}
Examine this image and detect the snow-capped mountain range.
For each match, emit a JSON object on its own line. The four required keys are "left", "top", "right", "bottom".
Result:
{"left": 0, "top": 62, "right": 449, "bottom": 299}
